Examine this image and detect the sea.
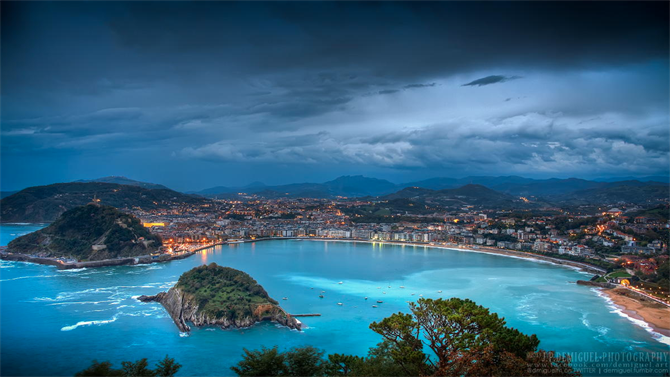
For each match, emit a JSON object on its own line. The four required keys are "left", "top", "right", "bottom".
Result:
{"left": 1, "top": 224, "right": 668, "bottom": 376}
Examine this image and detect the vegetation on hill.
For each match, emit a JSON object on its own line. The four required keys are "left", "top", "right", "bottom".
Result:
{"left": 342, "top": 198, "right": 443, "bottom": 223}
{"left": 0, "top": 182, "right": 208, "bottom": 223}
{"left": 548, "top": 184, "right": 669, "bottom": 205}
{"left": 381, "top": 184, "right": 539, "bottom": 209}
{"left": 175, "top": 263, "right": 279, "bottom": 320}
{"left": 7, "top": 204, "right": 162, "bottom": 261}
{"left": 77, "top": 176, "right": 171, "bottom": 190}
{"left": 626, "top": 204, "right": 670, "bottom": 222}
{"left": 231, "top": 298, "right": 580, "bottom": 377}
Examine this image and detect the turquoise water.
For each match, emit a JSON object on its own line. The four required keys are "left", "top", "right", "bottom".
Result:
{"left": 0, "top": 223, "right": 49, "bottom": 246}
{"left": 1, "top": 226, "right": 669, "bottom": 376}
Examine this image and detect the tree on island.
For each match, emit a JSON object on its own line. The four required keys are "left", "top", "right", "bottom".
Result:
{"left": 231, "top": 298, "right": 580, "bottom": 377}
{"left": 76, "top": 356, "right": 181, "bottom": 377}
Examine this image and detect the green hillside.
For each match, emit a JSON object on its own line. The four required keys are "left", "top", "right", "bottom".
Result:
{"left": 7, "top": 204, "right": 162, "bottom": 261}
{"left": 0, "top": 182, "right": 208, "bottom": 223}
{"left": 175, "top": 263, "right": 279, "bottom": 320}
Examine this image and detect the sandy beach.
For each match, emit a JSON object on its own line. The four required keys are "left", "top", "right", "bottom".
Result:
{"left": 603, "top": 287, "right": 670, "bottom": 337}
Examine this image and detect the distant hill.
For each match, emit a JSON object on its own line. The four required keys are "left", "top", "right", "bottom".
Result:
{"left": 0, "top": 182, "right": 209, "bottom": 223}
{"left": 491, "top": 178, "right": 603, "bottom": 197}
{"left": 404, "top": 176, "right": 535, "bottom": 191}
{"left": 548, "top": 184, "right": 669, "bottom": 205}
{"left": 76, "top": 176, "right": 171, "bottom": 190}
{"left": 7, "top": 204, "right": 162, "bottom": 261}
{"left": 0, "top": 191, "right": 17, "bottom": 199}
{"left": 195, "top": 175, "right": 667, "bottom": 200}
{"left": 401, "top": 176, "right": 666, "bottom": 198}
{"left": 197, "top": 175, "right": 398, "bottom": 198}
{"left": 382, "top": 184, "right": 536, "bottom": 208}
{"left": 322, "top": 175, "right": 397, "bottom": 196}
{"left": 594, "top": 176, "right": 669, "bottom": 183}
{"left": 626, "top": 204, "right": 670, "bottom": 222}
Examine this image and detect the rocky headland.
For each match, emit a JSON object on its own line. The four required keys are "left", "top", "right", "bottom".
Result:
{"left": 5, "top": 203, "right": 162, "bottom": 261}
{"left": 138, "top": 263, "right": 301, "bottom": 332}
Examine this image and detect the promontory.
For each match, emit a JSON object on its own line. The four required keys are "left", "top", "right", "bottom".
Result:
{"left": 3, "top": 203, "right": 162, "bottom": 263}
{"left": 138, "top": 263, "right": 302, "bottom": 332}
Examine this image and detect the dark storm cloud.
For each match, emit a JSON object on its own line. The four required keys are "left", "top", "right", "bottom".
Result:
{"left": 462, "top": 75, "right": 522, "bottom": 87}
{"left": 403, "top": 83, "right": 436, "bottom": 89}
{"left": 1, "top": 1, "right": 668, "bottom": 189}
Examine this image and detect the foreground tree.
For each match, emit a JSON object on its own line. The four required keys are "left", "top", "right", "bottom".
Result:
{"left": 369, "top": 298, "right": 579, "bottom": 376}
{"left": 230, "top": 346, "right": 326, "bottom": 376}
{"left": 76, "top": 356, "right": 181, "bottom": 377}
{"left": 231, "top": 298, "right": 580, "bottom": 377}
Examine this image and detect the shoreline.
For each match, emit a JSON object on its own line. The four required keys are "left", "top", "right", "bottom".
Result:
{"left": 0, "top": 249, "right": 197, "bottom": 269}
{"left": 291, "top": 238, "right": 607, "bottom": 275}
{"left": 600, "top": 287, "right": 670, "bottom": 342}
{"left": 1, "top": 237, "right": 607, "bottom": 274}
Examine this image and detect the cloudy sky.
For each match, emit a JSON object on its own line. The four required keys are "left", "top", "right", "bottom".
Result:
{"left": 2, "top": 1, "right": 668, "bottom": 191}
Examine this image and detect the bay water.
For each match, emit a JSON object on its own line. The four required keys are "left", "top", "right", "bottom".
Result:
{"left": 1, "top": 225, "right": 668, "bottom": 376}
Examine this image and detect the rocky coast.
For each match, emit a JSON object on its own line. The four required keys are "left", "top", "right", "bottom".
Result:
{"left": 138, "top": 263, "right": 301, "bottom": 332}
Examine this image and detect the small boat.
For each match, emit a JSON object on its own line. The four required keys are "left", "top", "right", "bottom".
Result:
{"left": 382, "top": 292, "right": 386, "bottom": 294}
{"left": 411, "top": 293, "right": 415, "bottom": 296}
{"left": 282, "top": 297, "right": 288, "bottom": 300}
{"left": 319, "top": 295, "right": 324, "bottom": 298}
{"left": 372, "top": 305, "right": 378, "bottom": 308}
{"left": 388, "top": 286, "right": 391, "bottom": 288}
{"left": 377, "top": 287, "right": 381, "bottom": 289}
{"left": 364, "top": 297, "right": 368, "bottom": 300}
{"left": 321, "top": 290, "right": 326, "bottom": 293}
{"left": 437, "top": 290, "right": 442, "bottom": 293}
{"left": 337, "top": 303, "right": 343, "bottom": 306}
{"left": 419, "top": 294, "right": 423, "bottom": 297}
{"left": 338, "top": 282, "right": 343, "bottom": 284}
{"left": 376, "top": 300, "right": 383, "bottom": 303}
{"left": 399, "top": 286, "right": 405, "bottom": 289}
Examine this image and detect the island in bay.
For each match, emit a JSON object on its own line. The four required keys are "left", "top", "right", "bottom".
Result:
{"left": 2, "top": 203, "right": 169, "bottom": 268}
{"left": 138, "top": 263, "right": 302, "bottom": 332}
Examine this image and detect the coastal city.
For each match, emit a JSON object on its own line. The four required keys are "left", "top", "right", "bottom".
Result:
{"left": 130, "top": 196, "right": 670, "bottom": 302}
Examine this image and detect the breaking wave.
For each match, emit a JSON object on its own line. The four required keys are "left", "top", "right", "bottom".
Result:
{"left": 592, "top": 288, "right": 670, "bottom": 346}
{"left": 61, "top": 315, "right": 119, "bottom": 331}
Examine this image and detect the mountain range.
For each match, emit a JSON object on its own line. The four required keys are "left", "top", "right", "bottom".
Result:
{"left": 193, "top": 175, "right": 668, "bottom": 201}
{"left": 1, "top": 175, "right": 667, "bottom": 223}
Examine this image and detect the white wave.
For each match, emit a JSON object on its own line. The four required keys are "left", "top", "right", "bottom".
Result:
{"left": 0, "top": 274, "right": 57, "bottom": 282}
{"left": 0, "top": 260, "right": 17, "bottom": 268}
{"left": 129, "top": 264, "right": 163, "bottom": 269}
{"left": 61, "top": 315, "right": 118, "bottom": 331}
{"left": 57, "top": 268, "right": 88, "bottom": 273}
{"left": 596, "top": 326, "right": 610, "bottom": 336}
{"left": 581, "top": 313, "right": 590, "bottom": 328}
{"left": 179, "top": 332, "right": 189, "bottom": 337}
{"left": 47, "top": 300, "right": 116, "bottom": 306}
{"left": 592, "top": 288, "right": 670, "bottom": 346}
